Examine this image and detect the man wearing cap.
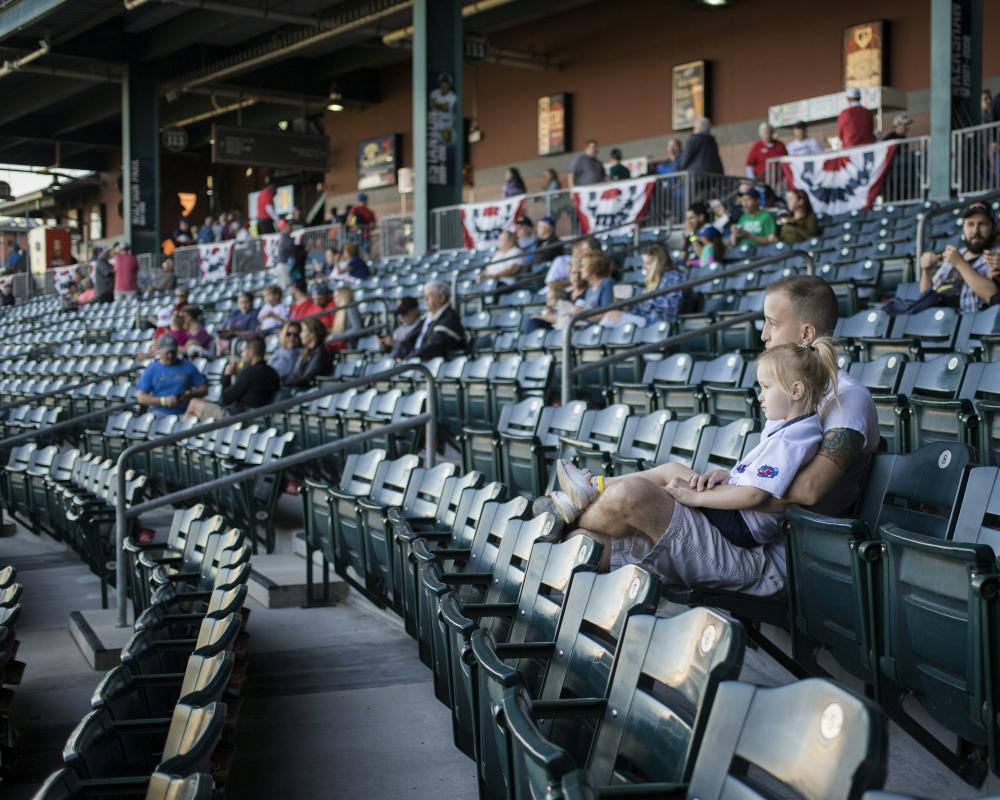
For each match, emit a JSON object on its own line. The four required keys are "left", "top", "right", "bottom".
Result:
{"left": 532, "top": 216, "right": 563, "bottom": 266}
{"left": 729, "top": 188, "right": 777, "bottom": 250}
{"left": 515, "top": 216, "right": 537, "bottom": 252}
{"left": 881, "top": 114, "right": 915, "bottom": 201}
{"left": 882, "top": 114, "right": 913, "bottom": 141}
{"left": 919, "top": 201, "right": 1000, "bottom": 313}
{"left": 785, "top": 121, "right": 822, "bottom": 156}
{"left": 745, "top": 122, "right": 787, "bottom": 181}
{"left": 837, "top": 87, "right": 875, "bottom": 148}
{"left": 136, "top": 334, "right": 207, "bottom": 416}
{"left": 380, "top": 297, "right": 423, "bottom": 358}
{"left": 113, "top": 242, "right": 139, "bottom": 302}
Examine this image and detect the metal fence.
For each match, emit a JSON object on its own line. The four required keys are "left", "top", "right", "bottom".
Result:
{"left": 952, "top": 120, "right": 1000, "bottom": 198}
{"left": 764, "top": 136, "right": 930, "bottom": 205}
{"left": 429, "top": 171, "right": 746, "bottom": 251}
{"left": 379, "top": 214, "right": 413, "bottom": 258}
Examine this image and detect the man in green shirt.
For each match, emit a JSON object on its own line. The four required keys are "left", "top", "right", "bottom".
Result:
{"left": 607, "top": 148, "right": 630, "bottom": 181}
{"left": 730, "top": 187, "right": 777, "bottom": 249}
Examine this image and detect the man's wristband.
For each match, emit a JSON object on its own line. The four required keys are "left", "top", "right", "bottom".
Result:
{"left": 159, "top": 396, "right": 166, "bottom": 407}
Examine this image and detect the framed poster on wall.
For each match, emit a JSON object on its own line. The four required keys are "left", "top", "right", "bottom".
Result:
{"left": 843, "top": 21, "right": 886, "bottom": 88}
{"left": 357, "top": 134, "right": 399, "bottom": 190}
{"left": 671, "top": 60, "right": 707, "bottom": 131}
{"left": 538, "top": 94, "right": 570, "bottom": 156}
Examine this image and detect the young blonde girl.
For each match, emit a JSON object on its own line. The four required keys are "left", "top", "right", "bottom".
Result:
{"left": 551, "top": 338, "right": 841, "bottom": 550}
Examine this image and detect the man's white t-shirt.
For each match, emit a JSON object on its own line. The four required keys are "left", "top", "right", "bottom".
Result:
{"left": 730, "top": 413, "right": 824, "bottom": 544}
{"left": 786, "top": 137, "right": 823, "bottom": 156}
{"left": 483, "top": 247, "right": 525, "bottom": 285}
{"left": 258, "top": 301, "right": 289, "bottom": 333}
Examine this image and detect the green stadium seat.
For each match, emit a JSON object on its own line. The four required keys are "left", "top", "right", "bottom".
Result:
{"left": 558, "top": 404, "right": 632, "bottom": 478}
{"left": 32, "top": 769, "right": 214, "bottom": 800}
{"left": 849, "top": 353, "right": 910, "bottom": 453}
{"left": 610, "top": 409, "right": 676, "bottom": 475}
{"left": 898, "top": 353, "right": 971, "bottom": 452}
{"left": 327, "top": 449, "right": 387, "bottom": 585}
{"left": 614, "top": 353, "right": 694, "bottom": 415}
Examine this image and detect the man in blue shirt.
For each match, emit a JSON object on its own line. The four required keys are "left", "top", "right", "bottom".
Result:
{"left": 136, "top": 334, "right": 208, "bottom": 415}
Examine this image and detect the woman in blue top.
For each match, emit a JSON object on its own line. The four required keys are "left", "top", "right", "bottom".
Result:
{"left": 632, "top": 244, "right": 686, "bottom": 325}
{"left": 580, "top": 252, "right": 616, "bottom": 322}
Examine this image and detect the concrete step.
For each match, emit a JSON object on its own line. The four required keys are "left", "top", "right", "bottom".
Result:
{"left": 248, "top": 553, "right": 348, "bottom": 609}
{"left": 69, "top": 608, "right": 134, "bottom": 670}
{"left": 291, "top": 531, "right": 326, "bottom": 568}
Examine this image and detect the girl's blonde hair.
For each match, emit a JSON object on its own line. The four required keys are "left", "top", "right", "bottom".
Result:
{"left": 642, "top": 244, "right": 675, "bottom": 293}
{"left": 756, "top": 336, "right": 839, "bottom": 414}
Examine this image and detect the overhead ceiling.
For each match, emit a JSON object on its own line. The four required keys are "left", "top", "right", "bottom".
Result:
{"left": 0, "top": 0, "right": 591, "bottom": 172}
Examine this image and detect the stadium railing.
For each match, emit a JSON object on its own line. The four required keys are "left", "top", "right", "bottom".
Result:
{"left": 112, "top": 361, "right": 439, "bottom": 626}
{"left": 559, "top": 250, "right": 816, "bottom": 402}
{"left": 952, "top": 119, "right": 1000, "bottom": 198}
{"left": 764, "top": 135, "right": 930, "bottom": 204}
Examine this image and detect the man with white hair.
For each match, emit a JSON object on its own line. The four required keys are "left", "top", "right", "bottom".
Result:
{"left": 745, "top": 122, "right": 787, "bottom": 180}
{"left": 678, "top": 117, "right": 725, "bottom": 177}
{"left": 396, "top": 281, "right": 466, "bottom": 361}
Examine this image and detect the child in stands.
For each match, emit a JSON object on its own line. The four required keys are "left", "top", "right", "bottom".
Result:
{"left": 551, "top": 338, "right": 841, "bottom": 552}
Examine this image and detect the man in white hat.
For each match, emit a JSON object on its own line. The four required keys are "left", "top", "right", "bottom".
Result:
{"left": 882, "top": 113, "right": 914, "bottom": 140}
{"left": 837, "top": 86, "right": 875, "bottom": 148}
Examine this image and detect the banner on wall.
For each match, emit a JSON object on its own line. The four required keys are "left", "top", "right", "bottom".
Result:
{"left": 780, "top": 141, "right": 897, "bottom": 215}
{"left": 459, "top": 196, "right": 526, "bottom": 250}
{"left": 572, "top": 176, "right": 657, "bottom": 235}
{"left": 197, "top": 240, "right": 235, "bottom": 281}
{"left": 259, "top": 229, "right": 306, "bottom": 269}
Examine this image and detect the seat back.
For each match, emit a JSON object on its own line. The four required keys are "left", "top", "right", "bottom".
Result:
{"left": 456, "top": 497, "right": 532, "bottom": 603}
{"left": 158, "top": 702, "right": 227, "bottom": 777}
{"left": 686, "top": 679, "right": 887, "bottom": 800}
{"left": 692, "top": 418, "right": 757, "bottom": 474}
{"left": 337, "top": 449, "right": 388, "bottom": 496}
{"left": 369, "top": 454, "right": 421, "bottom": 506}
{"left": 446, "top": 481, "right": 507, "bottom": 549}
{"left": 614, "top": 410, "right": 674, "bottom": 470}
{"left": 400, "top": 462, "right": 458, "bottom": 519}
{"left": 574, "top": 405, "right": 631, "bottom": 453}
{"left": 145, "top": 772, "right": 215, "bottom": 800}
{"left": 658, "top": 413, "right": 714, "bottom": 468}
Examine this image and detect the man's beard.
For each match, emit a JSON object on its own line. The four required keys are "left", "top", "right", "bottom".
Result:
{"left": 967, "top": 234, "right": 994, "bottom": 255}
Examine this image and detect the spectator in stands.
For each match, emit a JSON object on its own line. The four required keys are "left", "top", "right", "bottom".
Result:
{"left": 152, "top": 258, "right": 176, "bottom": 292}
{"left": 881, "top": 114, "right": 913, "bottom": 141}
{"left": 93, "top": 247, "right": 114, "bottom": 304}
{"left": 777, "top": 189, "right": 819, "bottom": 244}
{"left": 607, "top": 149, "right": 630, "bottom": 181}
{"left": 580, "top": 252, "right": 615, "bottom": 314}
{"left": 218, "top": 291, "right": 259, "bottom": 347}
{"left": 334, "top": 242, "right": 371, "bottom": 280}
{"left": 503, "top": 167, "right": 527, "bottom": 196}
{"left": 678, "top": 117, "right": 724, "bottom": 177}
{"left": 181, "top": 307, "right": 212, "bottom": 356}
{"left": 708, "top": 198, "right": 730, "bottom": 234}
{"left": 0, "top": 282, "right": 13, "bottom": 306}
{"left": 745, "top": 123, "right": 787, "bottom": 181}
{"left": 380, "top": 297, "right": 423, "bottom": 358}
{"left": 329, "top": 287, "right": 363, "bottom": 351}
{"left": 135, "top": 333, "right": 207, "bottom": 416}
{"left": 268, "top": 321, "right": 302, "bottom": 381}
{"left": 682, "top": 202, "right": 710, "bottom": 262}
{"left": 532, "top": 216, "right": 562, "bottom": 266}
{"left": 322, "top": 246, "right": 340, "bottom": 277}
{"left": 197, "top": 217, "right": 215, "bottom": 244}
{"left": 655, "top": 139, "right": 683, "bottom": 175}
{"left": 544, "top": 237, "right": 581, "bottom": 292}
{"left": 730, "top": 188, "right": 777, "bottom": 250}
{"left": 185, "top": 337, "right": 280, "bottom": 420}
{"left": 538, "top": 276, "right": 879, "bottom": 594}
{"left": 919, "top": 200, "right": 1000, "bottom": 312}
{"left": 113, "top": 243, "right": 139, "bottom": 302}
{"left": 346, "top": 193, "right": 376, "bottom": 254}
{"left": 515, "top": 216, "right": 537, "bottom": 252}
{"left": 691, "top": 225, "right": 725, "bottom": 266}
{"left": 785, "top": 121, "right": 822, "bottom": 156}
{"left": 631, "top": 244, "right": 686, "bottom": 325}
{"left": 171, "top": 219, "right": 193, "bottom": 248}
{"left": 4, "top": 241, "right": 25, "bottom": 273}
{"left": 284, "top": 317, "right": 333, "bottom": 390}
{"left": 477, "top": 230, "right": 524, "bottom": 285}
{"left": 257, "top": 285, "right": 289, "bottom": 334}
{"left": 308, "top": 284, "right": 337, "bottom": 329}
{"left": 275, "top": 218, "right": 296, "bottom": 288}
{"left": 837, "top": 87, "right": 874, "bottom": 148}
{"left": 568, "top": 139, "right": 605, "bottom": 187}
{"left": 288, "top": 281, "right": 312, "bottom": 321}
{"left": 397, "top": 281, "right": 466, "bottom": 360}
{"left": 256, "top": 177, "right": 277, "bottom": 235}
{"left": 543, "top": 168, "right": 562, "bottom": 192}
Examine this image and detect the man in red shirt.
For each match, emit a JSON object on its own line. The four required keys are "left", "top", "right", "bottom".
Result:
{"left": 290, "top": 281, "right": 336, "bottom": 329}
{"left": 346, "top": 193, "right": 377, "bottom": 255}
{"left": 837, "top": 87, "right": 875, "bottom": 149}
{"left": 113, "top": 242, "right": 139, "bottom": 301}
{"left": 745, "top": 123, "right": 787, "bottom": 181}
{"left": 256, "top": 179, "right": 277, "bottom": 235}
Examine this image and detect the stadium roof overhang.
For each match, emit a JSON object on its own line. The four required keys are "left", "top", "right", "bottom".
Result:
{"left": 0, "top": 0, "right": 585, "bottom": 173}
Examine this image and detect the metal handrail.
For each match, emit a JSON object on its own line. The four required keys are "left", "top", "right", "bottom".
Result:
{"left": 113, "top": 361, "right": 438, "bottom": 625}
{"left": 915, "top": 190, "right": 1000, "bottom": 262}
{"left": 0, "top": 365, "right": 143, "bottom": 413}
{"left": 560, "top": 249, "right": 815, "bottom": 402}
{"left": 569, "top": 311, "right": 763, "bottom": 382}
{"left": 291, "top": 295, "right": 394, "bottom": 332}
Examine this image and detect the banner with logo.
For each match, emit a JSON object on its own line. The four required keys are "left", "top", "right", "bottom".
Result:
{"left": 460, "top": 196, "right": 526, "bottom": 250}
{"left": 572, "top": 176, "right": 657, "bottom": 235}
{"left": 197, "top": 240, "right": 235, "bottom": 281}
{"left": 780, "top": 141, "right": 897, "bottom": 215}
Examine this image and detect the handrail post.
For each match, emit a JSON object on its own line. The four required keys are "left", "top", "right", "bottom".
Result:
{"left": 113, "top": 361, "right": 437, "bottom": 626}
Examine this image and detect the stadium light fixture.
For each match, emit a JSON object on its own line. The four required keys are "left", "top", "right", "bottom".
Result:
{"left": 327, "top": 90, "right": 344, "bottom": 112}
{"left": 702, "top": 0, "right": 729, "bottom": 5}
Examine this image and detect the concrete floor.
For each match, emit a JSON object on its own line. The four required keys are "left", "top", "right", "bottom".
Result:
{"left": 0, "top": 492, "right": 997, "bottom": 799}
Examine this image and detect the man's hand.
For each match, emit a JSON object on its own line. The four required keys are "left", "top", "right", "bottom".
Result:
{"left": 691, "top": 469, "right": 730, "bottom": 492}
{"left": 984, "top": 251, "right": 1000, "bottom": 280}
{"left": 920, "top": 251, "right": 941, "bottom": 273}
{"left": 161, "top": 395, "right": 179, "bottom": 408}
{"left": 943, "top": 244, "right": 963, "bottom": 268}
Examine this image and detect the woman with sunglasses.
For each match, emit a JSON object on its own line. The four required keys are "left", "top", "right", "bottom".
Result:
{"left": 267, "top": 321, "right": 302, "bottom": 381}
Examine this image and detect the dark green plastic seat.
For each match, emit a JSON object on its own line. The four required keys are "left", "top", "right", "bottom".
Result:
{"left": 32, "top": 769, "right": 214, "bottom": 800}
{"left": 503, "top": 608, "right": 745, "bottom": 800}
{"left": 466, "top": 397, "right": 544, "bottom": 482}
{"left": 610, "top": 409, "right": 676, "bottom": 475}
{"left": 700, "top": 355, "right": 758, "bottom": 424}
{"left": 502, "top": 401, "right": 588, "bottom": 498}
{"left": 444, "top": 534, "right": 602, "bottom": 761}
{"left": 655, "top": 413, "right": 714, "bottom": 469}
{"left": 691, "top": 417, "right": 758, "bottom": 474}
{"left": 898, "top": 353, "right": 971, "bottom": 452}
{"left": 859, "top": 306, "right": 960, "bottom": 360}
{"left": 785, "top": 441, "right": 974, "bottom": 686}
{"left": 559, "top": 404, "right": 632, "bottom": 480}
{"left": 471, "top": 565, "right": 660, "bottom": 800}
{"left": 328, "top": 449, "right": 387, "bottom": 587}
{"left": 438, "top": 356, "right": 470, "bottom": 437}
{"left": 614, "top": 353, "right": 694, "bottom": 415}
{"left": 849, "top": 353, "right": 909, "bottom": 453}
{"left": 969, "top": 363, "right": 1000, "bottom": 466}
{"left": 417, "top": 496, "right": 531, "bottom": 703}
